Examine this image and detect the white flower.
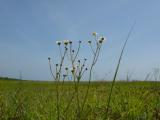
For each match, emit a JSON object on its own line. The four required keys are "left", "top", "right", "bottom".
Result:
{"left": 63, "top": 40, "right": 70, "bottom": 45}
{"left": 92, "top": 32, "right": 97, "bottom": 36}
{"left": 56, "top": 41, "right": 62, "bottom": 45}
{"left": 70, "top": 66, "right": 76, "bottom": 73}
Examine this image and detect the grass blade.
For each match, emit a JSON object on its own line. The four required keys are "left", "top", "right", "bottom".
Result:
{"left": 105, "top": 22, "right": 136, "bottom": 119}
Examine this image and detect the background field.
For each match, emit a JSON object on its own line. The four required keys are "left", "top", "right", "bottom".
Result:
{"left": 0, "top": 78, "right": 160, "bottom": 120}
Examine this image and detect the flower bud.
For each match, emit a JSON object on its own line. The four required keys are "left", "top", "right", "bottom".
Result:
{"left": 92, "top": 32, "right": 97, "bottom": 36}
{"left": 69, "top": 41, "right": 72, "bottom": 44}
{"left": 88, "top": 40, "right": 91, "bottom": 44}
{"left": 48, "top": 57, "right": 51, "bottom": 61}
{"left": 56, "top": 41, "right": 61, "bottom": 45}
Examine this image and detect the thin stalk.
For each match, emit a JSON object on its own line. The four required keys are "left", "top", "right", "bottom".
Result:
{"left": 58, "top": 45, "right": 63, "bottom": 59}
{"left": 48, "top": 60, "right": 56, "bottom": 80}
{"left": 58, "top": 48, "right": 67, "bottom": 80}
{"left": 56, "top": 47, "right": 67, "bottom": 120}
{"left": 81, "top": 43, "right": 101, "bottom": 113}
{"left": 104, "top": 22, "right": 136, "bottom": 119}
{"left": 63, "top": 74, "right": 76, "bottom": 115}
{"left": 69, "top": 44, "right": 74, "bottom": 64}
{"left": 93, "top": 44, "right": 102, "bottom": 65}
{"left": 89, "top": 43, "right": 96, "bottom": 55}
{"left": 63, "top": 91, "right": 75, "bottom": 113}
{"left": 61, "top": 76, "right": 66, "bottom": 94}
{"left": 75, "top": 76, "right": 80, "bottom": 118}
{"left": 61, "top": 70, "right": 69, "bottom": 98}
{"left": 69, "top": 42, "right": 81, "bottom": 118}
{"left": 73, "top": 42, "right": 81, "bottom": 62}
{"left": 63, "top": 59, "right": 85, "bottom": 117}
{"left": 55, "top": 76, "right": 60, "bottom": 120}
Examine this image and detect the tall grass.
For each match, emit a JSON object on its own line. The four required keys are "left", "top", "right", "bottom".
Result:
{"left": 105, "top": 22, "right": 136, "bottom": 119}
{"left": 0, "top": 78, "right": 160, "bottom": 119}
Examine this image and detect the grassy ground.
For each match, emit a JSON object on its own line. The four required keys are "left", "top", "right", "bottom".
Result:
{"left": 0, "top": 78, "right": 160, "bottom": 120}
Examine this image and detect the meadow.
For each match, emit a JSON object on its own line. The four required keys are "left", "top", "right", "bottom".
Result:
{"left": 1, "top": 32, "right": 160, "bottom": 120}
{"left": 0, "top": 78, "right": 160, "bottom": 120}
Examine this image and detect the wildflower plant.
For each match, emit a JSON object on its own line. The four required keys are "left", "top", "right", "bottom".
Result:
{"left": 48, "top": 32, "right": 105, "bottom": 119}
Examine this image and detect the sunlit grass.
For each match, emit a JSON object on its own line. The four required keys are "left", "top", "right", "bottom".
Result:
{"left": 0, "top": 79, "right": 160, "bottom": 119}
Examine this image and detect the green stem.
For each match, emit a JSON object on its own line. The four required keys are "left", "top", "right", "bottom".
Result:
{"left": 104, "top": 22, "right": 135, "bottom": 119}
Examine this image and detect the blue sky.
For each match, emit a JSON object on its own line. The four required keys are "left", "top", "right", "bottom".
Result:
{"left": 0, "top": 0, "right": 160, "bottom": 80}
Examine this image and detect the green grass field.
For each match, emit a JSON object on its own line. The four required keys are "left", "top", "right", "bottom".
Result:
{"left": 0, "top": 78, "right": 160, "bottom": 120}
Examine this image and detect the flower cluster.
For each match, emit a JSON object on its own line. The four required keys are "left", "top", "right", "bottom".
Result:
{"left": 56, "top": 40, "right": 70, "bottom": 46}
{"left": 48, "top": 32, "right": 106, "bottom": 119}
{"left": 48, "top": 32, "right": 106, "bottom": 80}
